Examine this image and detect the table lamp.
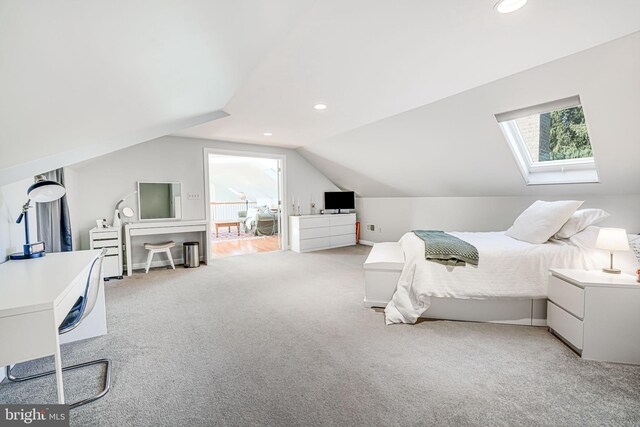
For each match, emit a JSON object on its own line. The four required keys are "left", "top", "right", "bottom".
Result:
{"left": 10, "top": 175, "right": 66, "bottom": 260}
{"left": 595, "top": 228, "right": 630, "bottom": 274}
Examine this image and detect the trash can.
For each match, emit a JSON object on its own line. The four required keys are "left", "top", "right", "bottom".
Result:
{"left": 183, "top": 242, "right": 200, "bottom": 268}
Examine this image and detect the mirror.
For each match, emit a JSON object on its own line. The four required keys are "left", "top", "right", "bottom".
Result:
{"left": 122, "top": 207, "right": 134, "bottom": 218}
{"left": 137, "top": 182, "right": 182, "bottom": 221}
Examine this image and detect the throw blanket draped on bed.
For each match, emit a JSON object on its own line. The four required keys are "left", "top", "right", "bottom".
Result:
{"left": 413, "top": 230, "right": 479, "bottom": 267}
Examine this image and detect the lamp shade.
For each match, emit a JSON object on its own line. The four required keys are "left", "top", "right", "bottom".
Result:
{"left": 595, "top": 228, "right": 630, "bottom": 251}
{"left": 27, "top": 178, "right": 66, "bottom": 203}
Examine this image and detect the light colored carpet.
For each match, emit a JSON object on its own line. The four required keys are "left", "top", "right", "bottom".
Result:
{"left": 2, "top": 245, "right": 640, "bottom": 426}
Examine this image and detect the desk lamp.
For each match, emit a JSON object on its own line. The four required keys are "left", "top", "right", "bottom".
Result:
{"left": 112, "top": 191, "right": 137, "bottom": 227}
{"left": 10, "top": 175, "right": 66, "bottom": 260}
{"left": 595, "top": 228, "right": 630, "bottom": 274}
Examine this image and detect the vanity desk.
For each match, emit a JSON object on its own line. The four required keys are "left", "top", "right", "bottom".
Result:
{"left": 124, "top": 220, "right": 209, "bottom": 276}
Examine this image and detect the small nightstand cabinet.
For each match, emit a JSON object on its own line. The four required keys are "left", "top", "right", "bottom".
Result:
{"left": 548, "top": 269, "right": 640, "bottom": 364}
{"left": 90, "top": 226, "right": 123, "bottom": 279}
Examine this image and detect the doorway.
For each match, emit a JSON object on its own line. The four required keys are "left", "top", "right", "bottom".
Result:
{"left": 204, "top": 149, "right": 285, "bottom": 259}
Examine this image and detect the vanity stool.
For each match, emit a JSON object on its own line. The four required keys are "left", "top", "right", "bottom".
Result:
{"left": 143, "top": 241, "right": 176, "bottom": 273}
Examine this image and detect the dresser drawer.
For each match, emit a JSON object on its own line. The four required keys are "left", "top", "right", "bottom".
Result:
{"left": 548, "top": 275, "right": 585, "bottom": 319}
{"left": 103, "top": 255, "right": 122, "bottom": 277}
{"left": 330, "top": 234, "right": 356, "bottom": 247}
{"left": 330, "top": 215, "right": 355, "bottom": 226}
{"left": 92, "top": 239, "right": 119, "bottom": 249}
{"left": 299, "top": 227, "right": 331, "bottom": 239}
{"left": 548, "top": 301, "right": 583, "bottom": 350}
{"left": 92, "top": 230, "right": 119, "bottom": 240}
{"left": 298, "top": 237, "right": 331, "bottom": 251}
{"left": 102, "top": 247, "right": 120, "bottom": 256}
{"left": 298, "top": 217, "right": 331, "bottom": 229}
{"left": 331, "top": 224, "right": 355, "bottom": 236}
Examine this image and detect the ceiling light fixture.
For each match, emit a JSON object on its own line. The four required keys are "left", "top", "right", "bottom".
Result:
{"left": 314, "top": 103, "right": 327, "bottom": 110}
{"left": 494, "top": 0, "right": 528, "bottom": 13}
{"left": 263, "top": 132, "right": 273, "bottom": 136}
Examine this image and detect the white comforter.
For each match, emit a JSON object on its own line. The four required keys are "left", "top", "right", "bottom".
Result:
{"left": 384, "top": 231, "right": 595, "bottom": 325}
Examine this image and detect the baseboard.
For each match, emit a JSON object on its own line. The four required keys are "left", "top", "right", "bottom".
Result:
{"left": 359, "top": 240, "right": 375, "bottom": 246}
{"left": 363, "top": 298, "right": 388, "bottom": 308}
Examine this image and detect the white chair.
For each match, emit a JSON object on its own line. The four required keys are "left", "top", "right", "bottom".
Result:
{"left": 5, "top": 249, "right": 111, "bottom": 409}
{"left": 144, "top": 241, "right": 176, "bottom": 273}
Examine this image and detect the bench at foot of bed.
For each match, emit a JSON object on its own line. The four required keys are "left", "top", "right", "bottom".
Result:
{"left": 363, "top": 242, "right": 547, "bottom": 326}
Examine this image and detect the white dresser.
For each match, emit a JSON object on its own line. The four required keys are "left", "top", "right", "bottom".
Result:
{"left": 548, "top": 268, "right": 640, "bottom": 364}
{"left": 90, "top": 226, "right": 123, "bottom": 279}
{"left": 290, "top": 214, "right": 356, "bottom": 253}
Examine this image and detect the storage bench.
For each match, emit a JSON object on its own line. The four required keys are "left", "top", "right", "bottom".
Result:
{"left": 363, "top": 242, "right": 405, "bottom": 307}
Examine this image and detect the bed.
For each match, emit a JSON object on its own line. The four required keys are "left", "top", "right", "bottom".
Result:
{"left": 381, "top": 231, "right": 599, "bottom": 325}
{"left": 365, "top": 202, "right": 640, "bottom": 326}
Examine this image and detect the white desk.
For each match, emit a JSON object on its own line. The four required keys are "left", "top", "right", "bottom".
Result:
{"left": 124, "top": 220, "right": 209, "bottom": 276}
{"left": 0, "top": 250, "right": 107, "bottom": 403}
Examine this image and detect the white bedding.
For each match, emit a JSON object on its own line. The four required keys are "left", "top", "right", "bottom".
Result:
{"left": 384, "top": 231, "right": 597, "bottom": 325}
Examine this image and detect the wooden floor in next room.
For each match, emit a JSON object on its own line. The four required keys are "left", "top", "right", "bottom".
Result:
{"left": 210, "top": 235, "right": 280, "bottom": 259}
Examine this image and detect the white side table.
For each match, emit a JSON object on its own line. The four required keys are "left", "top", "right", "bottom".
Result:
{"left": 90, "top": 226, "right": 123, "bottom": 279}
{"left": 548, "top": 268, "right": 640, "bottom": 364}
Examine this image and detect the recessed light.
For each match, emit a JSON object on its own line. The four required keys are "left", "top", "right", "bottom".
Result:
{"left": 263, "top": 132, "right": 273, "bottom": 136}
{"left": 314, "top": 103, "right": 327, "bottom": 110}
{"left": 494, "top": 0, "right": 528, "bottom": 13}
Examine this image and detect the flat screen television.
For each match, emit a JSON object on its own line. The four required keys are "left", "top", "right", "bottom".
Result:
{"left": 324, "top": 191, "right": 355, "bottom": 211}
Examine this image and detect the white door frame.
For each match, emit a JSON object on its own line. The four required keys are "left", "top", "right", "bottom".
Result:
{"left": 203, "top": 147, "right": 288, "bottom": 258}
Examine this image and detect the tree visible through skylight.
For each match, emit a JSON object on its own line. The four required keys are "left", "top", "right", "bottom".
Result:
{"left": 514, "top": 105, "right": 593, "bottom": 163}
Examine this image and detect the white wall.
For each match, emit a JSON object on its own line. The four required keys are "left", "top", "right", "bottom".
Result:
{"left": 0, "top": 178, "right": 38, "bottom": 263}
{"left": 357, "top": 195, "right": 640, "bottom": 244}
{"left": 66, "top": 136, "right": 338, "bottom": 264}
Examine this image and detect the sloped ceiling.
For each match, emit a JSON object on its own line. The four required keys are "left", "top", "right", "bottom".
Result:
{"left": 2, "top": 0, "right": 640, "bottom": 197}
{"left": 298, "top": 33, "right": 640, "bottom": 197}
{"left": 176, "top": 0, "right": 640, "bottom": 148}
{"left": 0, "top": 0, "right": 313, "bottom": 185}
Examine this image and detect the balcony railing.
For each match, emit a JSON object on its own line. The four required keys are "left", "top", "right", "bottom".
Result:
{"left": 210, "top": 201, "right": 257, "bottom": 222}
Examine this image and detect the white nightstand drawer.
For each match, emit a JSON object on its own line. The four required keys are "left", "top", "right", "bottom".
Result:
{"left": 548, "top": 301, "right": 583, "bottom": 350}
{"left": 548, "top": 275, "right": 584, "bottom": 319}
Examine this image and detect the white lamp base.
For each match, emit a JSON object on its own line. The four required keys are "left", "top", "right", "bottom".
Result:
{"left": 602, "top": 267, "right": 621, "bottom": 274}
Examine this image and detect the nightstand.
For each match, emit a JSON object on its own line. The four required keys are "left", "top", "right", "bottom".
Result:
{"left": 548, "top": 268, "right": 640, "bottom": 364}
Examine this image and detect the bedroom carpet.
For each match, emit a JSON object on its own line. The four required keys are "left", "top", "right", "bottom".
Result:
{"left": 1, "top": 245, "right": 640, "bottom": 426}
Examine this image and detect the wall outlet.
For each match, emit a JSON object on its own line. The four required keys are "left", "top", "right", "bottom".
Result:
{"left": 366, "top": 223, "right": 375, "bottom": 231}
{"left": 187, "top": 193, "right": 200, "bottom": 200}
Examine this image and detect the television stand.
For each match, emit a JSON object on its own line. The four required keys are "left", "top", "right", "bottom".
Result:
{"left": 290, "top": 213, "right": 356, "bottom": 252}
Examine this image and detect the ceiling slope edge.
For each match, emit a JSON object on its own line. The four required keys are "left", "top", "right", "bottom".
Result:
{"left": 0, "top": 110, "right": 228, "bottom": 187}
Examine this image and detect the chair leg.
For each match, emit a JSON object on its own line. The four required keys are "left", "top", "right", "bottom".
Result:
{"left": 5, "top": 359, "right": 112, "bottom": 409}
{"left": 166, "top": 249, "right": 175, "bottom": 269}
{"left": 145, "top": 250, "right": 154, "bottom": 273}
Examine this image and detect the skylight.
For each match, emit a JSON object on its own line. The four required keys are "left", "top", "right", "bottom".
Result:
{"left": 496, "top": 96, "right": 598, "bottom": 185}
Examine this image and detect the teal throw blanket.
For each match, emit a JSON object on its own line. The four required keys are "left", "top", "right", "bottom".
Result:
{"left": 413, "top": 230, "right": 479, "bottom": 267}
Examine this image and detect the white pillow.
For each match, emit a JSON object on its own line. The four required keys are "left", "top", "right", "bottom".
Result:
{"left": 505, "top": 200, "right": 583, "bottom": 244}
{"left": 554, "top": 209, "right": 610, "bottom": 239}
